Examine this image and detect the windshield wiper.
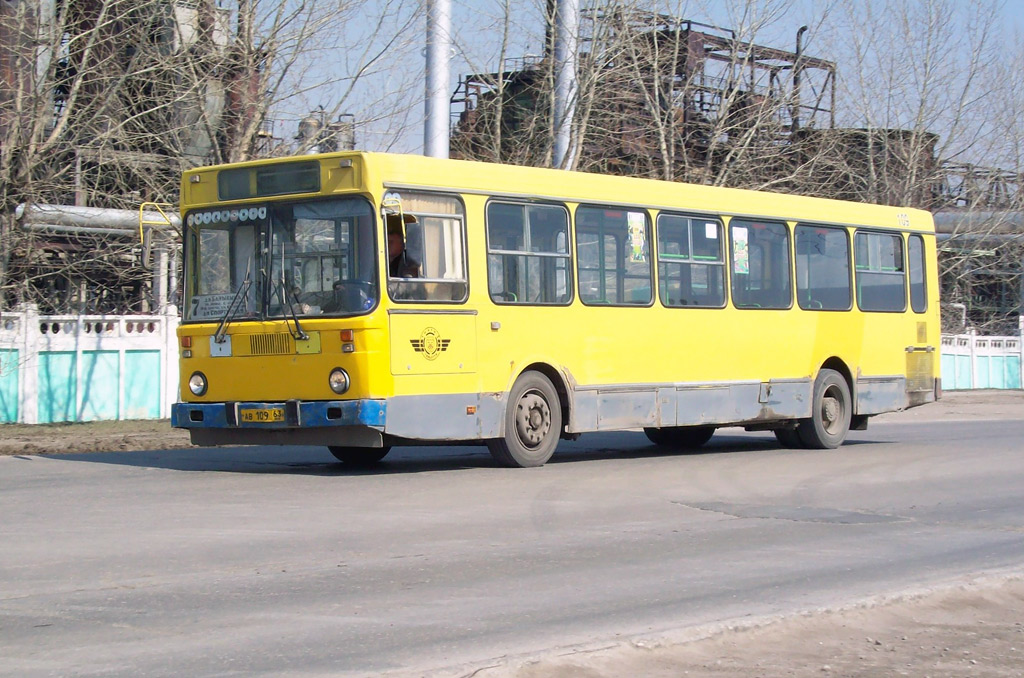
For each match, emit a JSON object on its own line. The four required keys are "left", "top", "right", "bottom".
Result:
{"left": 284, "top": 285, "right": 309, "bottom": 341}
{"left": 213, "top": 275, "right": 252, "bottom": 344}
{"left": 274, "top": 241, "right": 308, "bottom": 341}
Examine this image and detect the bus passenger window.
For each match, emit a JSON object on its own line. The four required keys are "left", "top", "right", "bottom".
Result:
{"left": 908, "top": 234, "right": 927, "bottom": 313}
{"left": 576, "top": 206, "right": 652, "bottom": 305}
{"left": 486, "top": 201, "right": 571, "bottom": 305}
{"left": 730, "top": 219, "right": 791, "bottom": 309}
{"left": 795, "top": 225, "right": 851, "bottom": 311}
{"left": 855, "top": 231, "right": 906, "bottom": 312}
{"left": 657, "top": 214, "right": 725, "bottom": 307}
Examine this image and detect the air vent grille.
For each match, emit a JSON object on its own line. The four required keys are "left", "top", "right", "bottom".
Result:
{"left": 249, "top": 333, "right": 293, "bottom": 356}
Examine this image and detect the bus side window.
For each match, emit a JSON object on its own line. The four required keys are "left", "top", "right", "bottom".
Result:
{"left": 576, "top": 206, "right": 652, "bottom": 306}
{"left": 908, "top": 234, "right": 927, "bottom": 313}
{"left": 486, "top": 201, "right": 572, "bottom": 305}
{"left": 656, "top": 214, "right": 725, "bottom": 308}
{"left": 795, "top": 225, "right": 851, "bottom": 311}
{"left": 730, "top": 219, "right": 791, "bottom": 310}
{"left": 855, "top": 231, "right": 906, "bottom": 312}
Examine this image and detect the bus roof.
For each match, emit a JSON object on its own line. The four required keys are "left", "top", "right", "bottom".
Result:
{"left": 183, "top": 151, "right": 935, "bottom": 233}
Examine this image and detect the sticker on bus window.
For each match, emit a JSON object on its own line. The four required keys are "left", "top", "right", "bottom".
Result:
{"left": 706, "top": 223, "right": 718, "bottom": 239}
{"left": 733, "top": 227, "right": 749, "bottom": 274}
{"left": 628, "top": 212, "right": 647, "bottom": 262}
{"left": 189, "top": 293, "right": 236, "bottom": 320}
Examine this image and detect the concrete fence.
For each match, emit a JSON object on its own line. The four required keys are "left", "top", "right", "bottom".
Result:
{"left": 940, "top": 330, "right": 1023, "bottom": 391}
{"left": 0, "top": 306, "right": 179, "bottom": 424}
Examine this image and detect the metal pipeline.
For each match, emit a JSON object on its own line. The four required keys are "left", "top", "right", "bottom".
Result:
{"left": 15, "top": 203, "right": 181, "bottom": 232}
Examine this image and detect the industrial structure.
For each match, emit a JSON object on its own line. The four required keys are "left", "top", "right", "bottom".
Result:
{"left": 452, "top": 10, "right": 838, "bottom": 180}
{"left": 1, "top": 0, "right": 231, "bottom": 314}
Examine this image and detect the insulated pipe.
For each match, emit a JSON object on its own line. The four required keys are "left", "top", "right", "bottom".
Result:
{"left": 424, "top": 0, "right": 451, "bottom": 159}
{"left": 933, "top": 210, "right": 1024, "bottom": 235}
{"left": 15, "top": 203, "right": 181, "bottom": 231}
{"left": 552, "top": 0, "right": 579, "bottom": 169}
{"left": 21, "top": 223, "right": 137, "bottom": 237}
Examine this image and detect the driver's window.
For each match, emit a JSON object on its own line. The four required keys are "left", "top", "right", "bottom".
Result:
{"left": 386, "top": 192, "right": 467, "bottom": 303}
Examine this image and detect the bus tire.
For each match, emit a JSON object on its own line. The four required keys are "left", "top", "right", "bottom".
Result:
{"left": 797, "top": 369, "right": 852, "bottom": 449}
{"left": 488, "top": 372, "right": 561, "bottom": 468}
{"left": 328, "top": 446, "right": 391, "bottom": 466}
{"left": 643, "top": 426, "right": 715, "bottom": 450}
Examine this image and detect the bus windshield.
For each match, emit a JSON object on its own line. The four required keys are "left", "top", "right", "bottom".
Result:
{"left": 184, "top": 197, "right": 377, "bottom": 322}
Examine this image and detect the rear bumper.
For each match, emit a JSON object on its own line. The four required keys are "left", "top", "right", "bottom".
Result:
{"left": 172, "top": 399, "right": 386, "bottom": 430}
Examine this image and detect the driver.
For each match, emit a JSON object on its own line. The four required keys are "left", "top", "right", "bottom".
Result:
{"left": 387, "top": 213, "right": 421, "bottom": 278}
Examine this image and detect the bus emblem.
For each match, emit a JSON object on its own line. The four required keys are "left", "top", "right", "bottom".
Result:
{"left": 410, "top": 327, "right": 450, "bottom": 360}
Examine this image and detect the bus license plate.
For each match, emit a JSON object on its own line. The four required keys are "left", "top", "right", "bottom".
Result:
{"left": 239, "top": 407, "right": 285, "bottom": 424}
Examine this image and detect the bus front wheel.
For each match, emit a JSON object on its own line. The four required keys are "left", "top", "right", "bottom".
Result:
{"left": 488, "top": 372, "right": 562, "bottom": 468}
{"left": 328, "top": 446, "right": 391, "bottom": 466}
{"left": 797, "top": 369, "right": 852, "bottom": 449}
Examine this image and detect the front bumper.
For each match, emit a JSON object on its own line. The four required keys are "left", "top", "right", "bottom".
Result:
{"left": 172, "top": 399, "right": 387, "bottom": 430}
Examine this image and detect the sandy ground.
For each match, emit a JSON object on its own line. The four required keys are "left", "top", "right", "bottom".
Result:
{"left": 493, "top": 575, "right": 1024, "bottom": 678}
{"left": 3, "top": 390, "right": 1023, "bottom": 678}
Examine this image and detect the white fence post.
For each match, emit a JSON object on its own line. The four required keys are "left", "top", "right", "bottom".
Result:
{"left": 163, "top": 306, "right": 180, "bottom": 419}
{"left": 1019, "top": 315, "right": 1024, "bottom": 391}
{"left": 21, "top": 305, "right": 39, "bottom": 424}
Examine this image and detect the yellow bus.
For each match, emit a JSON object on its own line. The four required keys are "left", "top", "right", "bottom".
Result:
{"left": 171, "top": 152, "right": 940, "bottom": 467}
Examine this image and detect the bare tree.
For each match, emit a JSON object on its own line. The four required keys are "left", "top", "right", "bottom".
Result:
{"left": 0, "top": 0, "right": 420, "bottom": 314}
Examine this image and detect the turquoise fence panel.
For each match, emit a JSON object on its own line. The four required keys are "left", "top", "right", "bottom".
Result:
{"left": 940, "top": 353, "right": 956, "bottom": 390}
{"left": 1007, "top": 356, "right": 1022, "bottom": 389}
{"left": 0, "top": 349, "right": 18, "bottom": 423}
{"left": 79, "top": 350, "right": 120, "bottom": 421}
{"left": 124, "top": 350, "right": 161, "bottom": 419}
{"left": 955, "top": 354, "right": 973, "bottom": 390}
{"left": 976, "top": 356, "right": 992, "bottom": 389}
{"left": 39, "top": 351, "right": 76, "bottom": 423}
{"left": 991, "top": 356, "right": 1007, "bottom": 389}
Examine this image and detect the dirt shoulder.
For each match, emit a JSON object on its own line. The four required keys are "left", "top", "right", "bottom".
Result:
{"left": 873, "top": 389, "right": 1024, "bottom": 423}
{"left": 0, "top": 418, "right": 191, "bottom": 456}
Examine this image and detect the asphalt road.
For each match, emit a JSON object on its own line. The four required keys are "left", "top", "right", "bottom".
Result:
{"left": 2, "top": 417, "right": 1023, "bottom": 677}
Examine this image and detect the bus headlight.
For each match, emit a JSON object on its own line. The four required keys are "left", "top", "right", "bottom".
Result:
{"left": 188, "top": 372, "right": 208, "bottom": 396}
{"left": 329, "top": 368, "right": 350, "bottom": 395}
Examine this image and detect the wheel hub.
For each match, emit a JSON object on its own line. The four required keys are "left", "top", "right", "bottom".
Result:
{"left": 516, "top": 392, "right": 551, "bottom": 448}
{"left": 821, "top": 392, "right": 842, "bottom": 433}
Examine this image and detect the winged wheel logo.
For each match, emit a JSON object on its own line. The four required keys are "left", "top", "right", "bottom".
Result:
{"left": 410, "top": 327, "right": 450, "bottom": 361}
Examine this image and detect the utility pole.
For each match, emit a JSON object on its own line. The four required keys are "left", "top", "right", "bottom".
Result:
{"left": 424, "top": 0, "right": 451, "bottom": 158}
{"left": 552, "top": 0, "right": 578, "bottom": 170}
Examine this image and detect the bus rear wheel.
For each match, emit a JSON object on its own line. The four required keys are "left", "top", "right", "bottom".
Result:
{"left": 328, "top": 446, "right": 391, "bottom": 466}
{"left": 797, "top": 369, "right": 852, "bottom": 449}
{"left": 488, "top": 372, "right": 562, "bottom": 468}
{"left": 643, "top": 426, "right": 715, "bottom": 450}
